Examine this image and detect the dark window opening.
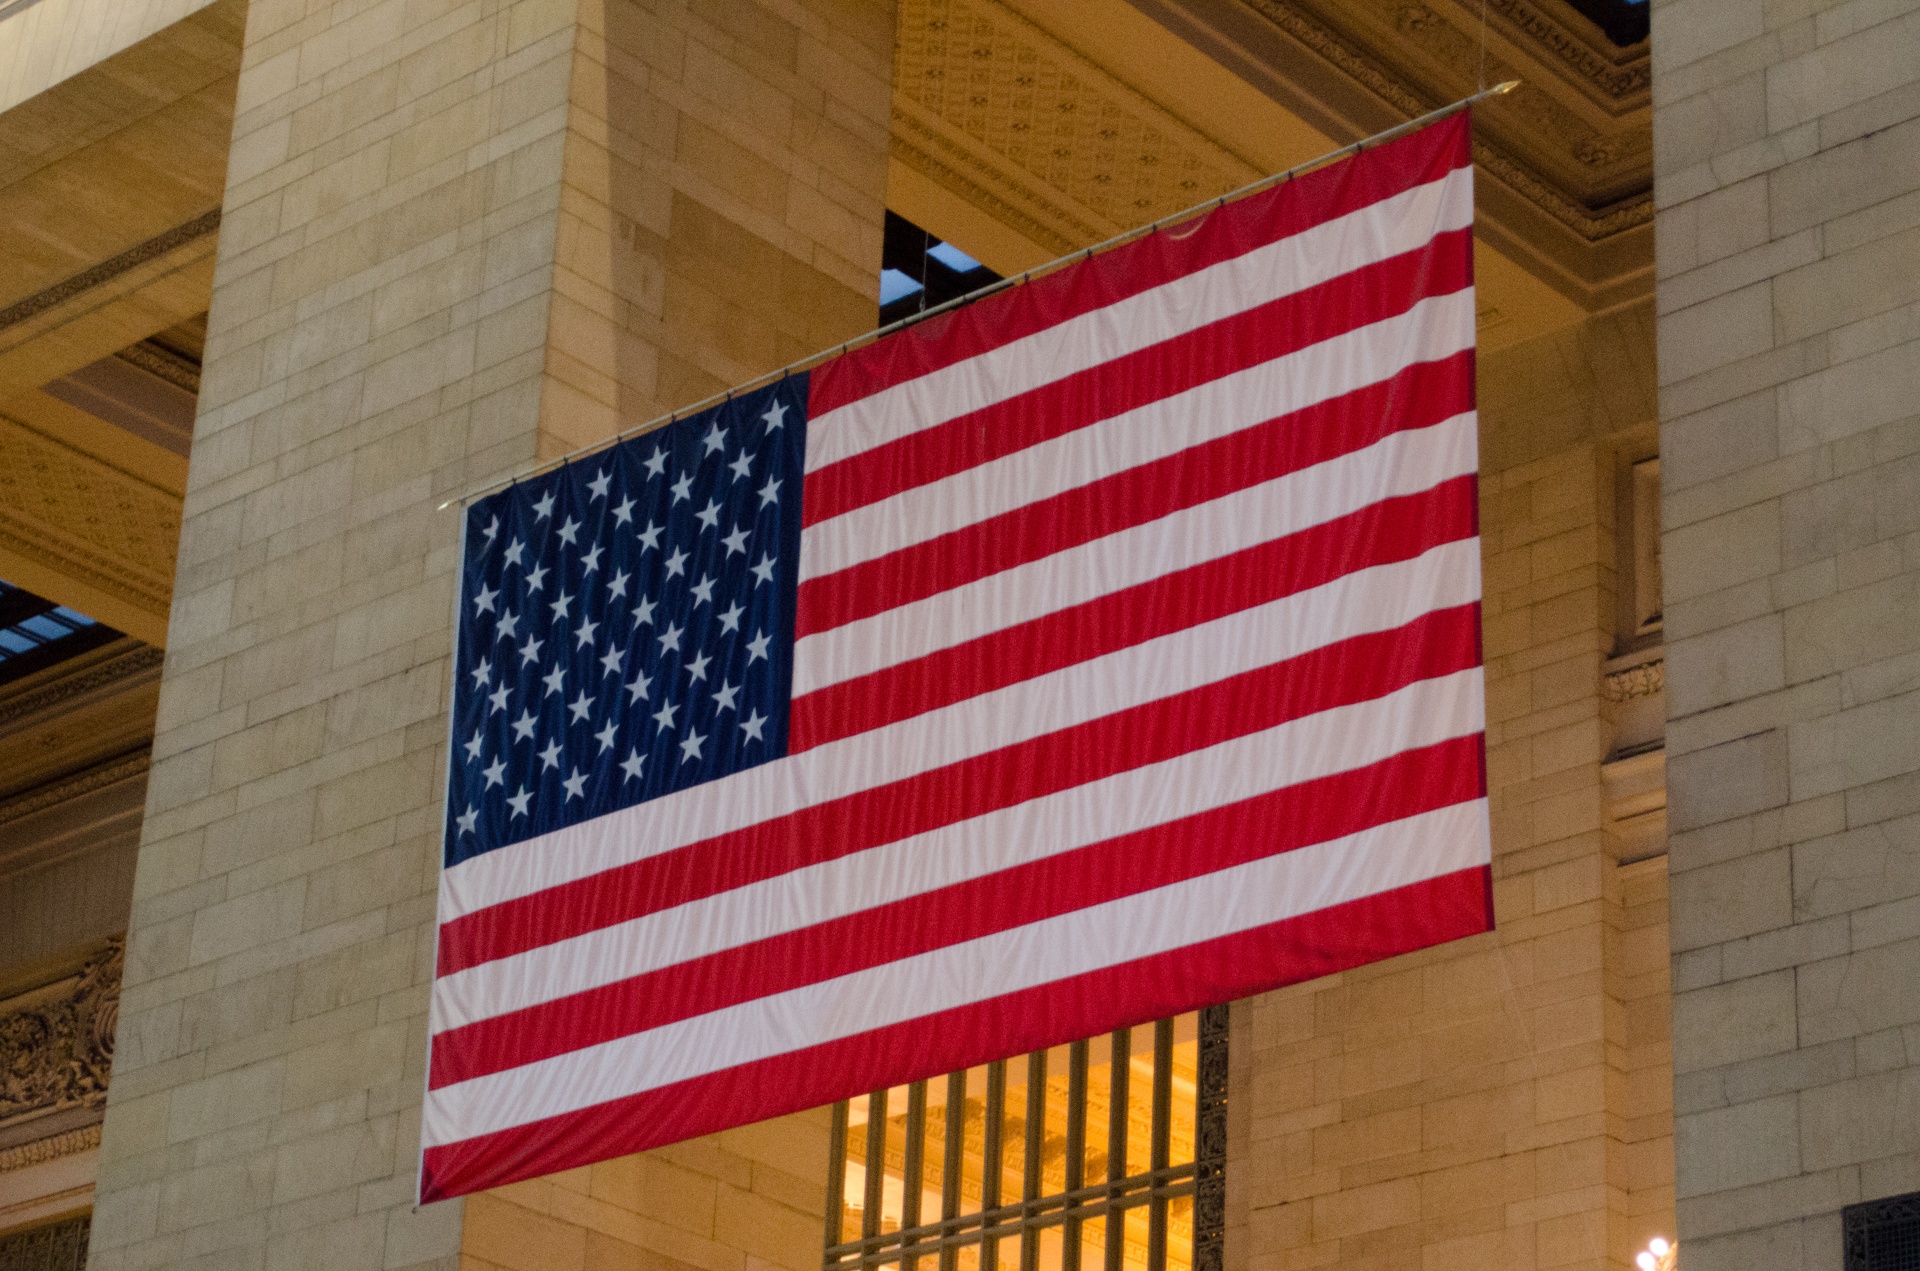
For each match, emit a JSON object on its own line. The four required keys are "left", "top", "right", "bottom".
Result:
{"left": 879, "top": 212, "right": 1002, "bottom": 327}
{"left": 1846, "top": 1192, "right": 1920, "bottom": 1271}
{"left": 0, "top": 580, "right": 118, "bottom": 688}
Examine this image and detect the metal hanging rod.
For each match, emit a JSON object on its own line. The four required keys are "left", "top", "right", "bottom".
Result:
{"left": 437, "top": 80, "right": 1518, "bottom": 512}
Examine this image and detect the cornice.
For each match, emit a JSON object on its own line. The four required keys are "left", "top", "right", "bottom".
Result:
{"left": 0, "top": 210, "right": 220, "bottom": 336}
{"left": 0, "top": 1123, "right": 99, "bottom": 1174}
{"left": 1234, "top": 0, "right": 1651, "bottom": 241}
{"left": 0, "top": 641, "right": 164, "bottom": 732}
{"left": 0, "top": 750, "right": 150, "bottom": 829}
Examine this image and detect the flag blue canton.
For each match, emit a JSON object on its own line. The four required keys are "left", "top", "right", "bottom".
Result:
{"left": 444, "top": 377, "right": 808, "bottom": 867}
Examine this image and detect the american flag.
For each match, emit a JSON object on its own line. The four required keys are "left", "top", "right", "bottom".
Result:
{"left": 420, "top": 114, "right": 1491, "bottom": 1201}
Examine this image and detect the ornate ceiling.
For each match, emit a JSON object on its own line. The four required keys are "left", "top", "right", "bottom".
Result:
{"left": 889, "top": 0, "right": 1651, "bottom": 314}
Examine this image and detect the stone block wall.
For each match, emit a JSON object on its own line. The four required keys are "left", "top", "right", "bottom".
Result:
{"left": 87, "top": 0, "right": 890, "bottom": 1268}
{"left": 1652, "top": 0, "right": 1920, "bottom": 1262}
{"left": 1222, "top": 305, "right": 1676, "bottom": 1271}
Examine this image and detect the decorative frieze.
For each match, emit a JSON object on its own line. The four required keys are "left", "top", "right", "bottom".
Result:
{"left": 0, "top": 941, "right": 120, "bottom": 1135}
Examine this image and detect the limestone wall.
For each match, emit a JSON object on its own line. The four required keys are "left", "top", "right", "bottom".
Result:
{"left": 86, "top": 0, "right": 891, "bottom": 1266}
{"left": 1651, "top": 0, "right": 1920, "bottom": 1262}
{"left": 1223, "top": 304, "right": 1676, "bottom": 1271}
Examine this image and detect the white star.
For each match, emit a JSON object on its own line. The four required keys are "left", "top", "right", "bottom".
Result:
{"left": 568, "top": 690, "right": 595, "bottom": 723}
{"left": 740, "top": 709, "right": 767, "bottom": 743}
{"left": 747, "top": 631, "right": 771, "bottom": 664}
{"left": 637, "top": 521, "right": 663, "bottom": 552}
{"left": 670, "top": 473, "right": 693, "bottom": 504}
{"left": 728, "top": 451, "right": 753, "bottom": 481}
{"left": 644, "top": 448, "right": 668, "bottom": 478}
{"left": 680, "top": 729, "right": 706, "bottom": 762}
{"left": 497, "top": 610, "right": 521, "bottom": 642}
{"left": 761, "top": 399, "right": 788, "bottom": 431}
{"left": 562, "top": 767, "right": 588, "bottom": 800}
{"left": 626, "top": 669, "right": 652, "bottom": 702}
{"left": 703, "top": 422, "right": 727, "bottom": 455}
{"left": 543, "top": 664, "right": 566, "bottom": 697}
{"left": 524, "top": 563, "right": 548, "bottom": 594}
{"left": 656, "top": 622, "right": 683, "bottom": 654}
{"left": 690, "top": 575, "right": 716, "bottom": 606}
{"left": 696, "top": 499, "right": 722, "bottom": 531}
{"left": 533, "top": 491, "right": 555, "bottom": 521}
{"left": 630, "top": 595, "right": 656, "bottom": 629}
{"left": 613, "top": 496, "right": 635, "bottom": 526}
{"left": 456, "top": 805, "right": 478, "bottom": 835}
{"left": 595, "top": 719, "right": 619, "bottom": 754}
{"left": 549, "top": 590, "right": 572, "bottom": 622}
{"left": 512, "top": 710, "right": 536, "bottom": 742}
{"left": 574, "top": 617, "right": 599, "bottom": 649}
{"left": 758, "top": 475, "right": 780, "bottom": 505}
{"left": 463, "top": 729, "right": 484, "bottom": 761}
{"left": 470, "top": 658, "right": 492, "bottom": 689}
{"left": 487, "top": 684, "right": 509, "bottom": 714}
{"left": 717, "top": 601, "right": 743, "bottom": 633}
{"left": 587, "top": 469, "right": 611, "bottom": 500}
{"left": 606, "top": 569, "right": 629, "bottom": 600}
{"left": 712, "top": 680, "right": 740, "bottom": 713}
{"left": 750, "top": 553, "right": 776, "bottom": 586}
{"left": 481, "top": 516, "right": 499, "bottom": 543}
{"left": 721, "top": 525, "right": 750, "bottom": 557}
{"left": 664, "top": 548, "right": 688, "bottom": 578}
{"left": 539, "top": 739, "right": 563, "bottom": 770}
{"left": 507, "top": 786, "right": 532, "bottom": 818}
{"left": 652, "top": 700, "right": 678, "bottom": 731}
{"left": 580, "top": 543, "right": 602, "bottom": 575}
{"left": 504, "top": 538, "right": 526, "bottom": 569}
{"left": 518, "top": 634, "right": 543, "bottom": 666}
{"left": 600, "top": 644, "right": 625, "bottom": 677}
{"left": 558, "top": 516, "right": 581, "bottom": 546}
{"left": 474, "top": 583, "right": 498, "bottom": 615}
{"left": 686, "top": 651, "right": 711, "bottom": 683}
{"left": 620, "top": 749, "right": 646, "bottom": 781}
{"left": 483, "top": 756, "right": 506, "bottom": 788}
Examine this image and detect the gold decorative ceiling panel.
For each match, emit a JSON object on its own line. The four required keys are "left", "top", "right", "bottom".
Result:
{"left": 893, "top": 0, "right": 1259, "bottom": 253}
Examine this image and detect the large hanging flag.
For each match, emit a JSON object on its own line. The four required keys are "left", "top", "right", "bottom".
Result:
{"left": 420, "top": 112, "right": 1490, "bottom": 1201}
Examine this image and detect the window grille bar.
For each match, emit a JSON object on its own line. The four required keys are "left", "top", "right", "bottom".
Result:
{"left": 1104, "top": 1028, "right": 1130, "bottom": 1271}
{"left": 1147, "top": 1020, "right": 1174, "bottom": 1271}
{"left": 863, "top": 1087, "right": 889, "bottom": 1243}
{"left": 981, "top": 1061, "right": 1006, "bottom": 1271}
{"left": 1021, "top": 1050, "right": 1047, "bottom": 1271}
{"left": 938, "top": 1070, "right": 966, "bottom": 1271}
{"left": 902, "top": 1081, "right": 927, "bottom": 1271}
{"left": 1062, "top": 1040, "right": 1088, "bottom": 1271}
{"left": 827, "top": 1099, "right": 850, "bottom": 1249}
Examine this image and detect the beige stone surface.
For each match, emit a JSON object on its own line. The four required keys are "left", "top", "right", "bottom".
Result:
{"left": 1221, "top": 305, "right": 1675, "bottom": 1271}
{"left": 1654, "top": 0, "right": 1920, "bottom": 1261}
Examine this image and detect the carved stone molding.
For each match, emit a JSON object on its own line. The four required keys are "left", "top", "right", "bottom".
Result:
{"left": 0, "top": 643, "right": 163, "bottom": 734}
{"left": 0, "top": 752, "right": 150, "bottom": 831}
{"left": 0, "top": 941, "right": 121, "bottom": 1136}
{"left": 0, "top": 412, "right": 180, "bottom": 624}
{"left": 0, "top": 1124, "right": 100, "bottom": 1174}
{"left": 0, "top": 210, "right": 220, "bottom": 336}
{"left": 1602, "top": 657, "right": 1664, "bottom": 702}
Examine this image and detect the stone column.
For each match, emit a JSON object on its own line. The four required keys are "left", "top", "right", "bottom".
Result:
{"left": 87, "top": 0, "right": 891, "bottom": 1268}
{"left": 1653, "top": 0, "right": 1920, "bottom": 1262}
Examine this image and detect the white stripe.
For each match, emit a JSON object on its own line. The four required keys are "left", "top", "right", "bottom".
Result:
{"left": 806, "top": 166, "right": 1473, "bottom": 473}
{"left": 433, "top": 668, "right": 1485, "bottom": 1031}
{"left": 422, "top": 797, "right": 1490, "bottom": 1145}
{"left": 799, "top": 288, "right": 1476, "bottom": 585}
{"left": 438, "top": 538, "right": 1483, "bottom": 922}
{"left": 793, "top": 410, "right": 1476, "bottom": 697}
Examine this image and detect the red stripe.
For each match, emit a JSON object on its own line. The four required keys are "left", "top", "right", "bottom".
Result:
{"left": 430, "top": 735, "right": 1484, "bottom": 1089}
{"left": 802, "top": 231, "right": 1472, "bottom": 531}
{"left": 793, "top": 470, "right": 1478, "bottom": 751}
{"left": 793, "top": 345, "right": 1474, "bottom": 649}
{"left": 807, "top": 114, "right": 1472, "bottom": 419}
{"left": 420, "top": 863, "right": 1494, "bottom": 1201}
{"left": 436, "top": 604, "right": 1484, "bottom": 977}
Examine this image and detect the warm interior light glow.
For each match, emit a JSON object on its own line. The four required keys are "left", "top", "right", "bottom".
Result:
{"left": 1650, "top": 1237, "right": 1670, "bottom": 1256}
